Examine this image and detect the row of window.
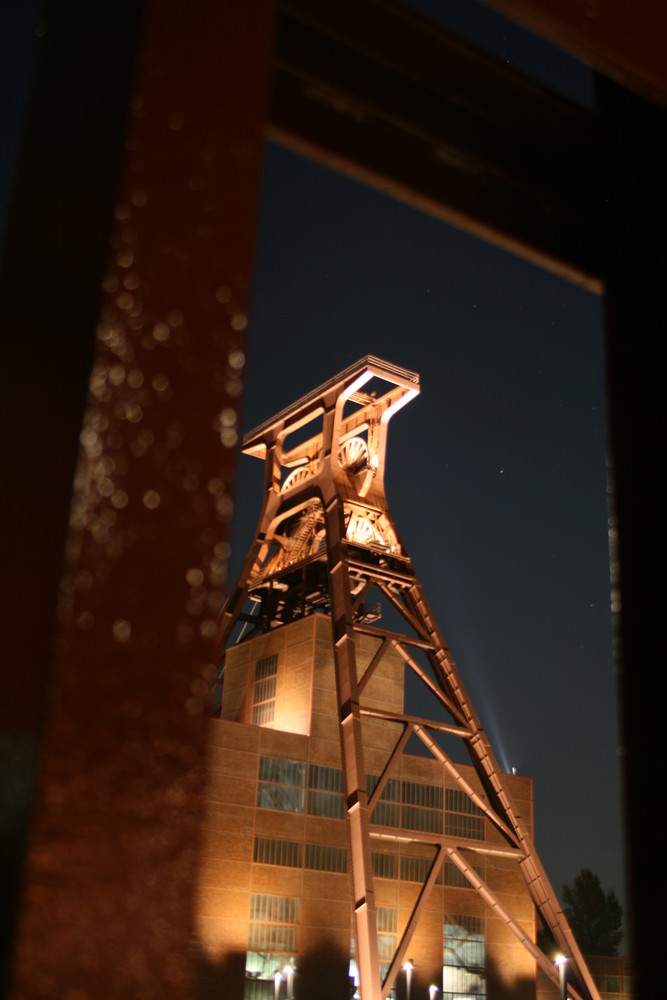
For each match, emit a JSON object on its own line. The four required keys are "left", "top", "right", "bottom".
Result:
{"left": 253, "top": 836, "right": 347, "bottom": 874}
{"left": 257, "top": 756, "right": 484, "bottom": 838}
{"left": 246, "top": 895, "right": 486, "bottom": 1000}
{"left": 253, "top": 836, "right": 484, "bottom": 887}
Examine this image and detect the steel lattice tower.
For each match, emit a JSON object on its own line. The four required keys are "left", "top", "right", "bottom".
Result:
{"left": 215, "top": 356, "right": 599, "bottom": 1000}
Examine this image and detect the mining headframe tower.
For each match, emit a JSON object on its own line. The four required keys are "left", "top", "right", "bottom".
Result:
{"left": 204, "top": 356, "right": 598, "bottom": 1000}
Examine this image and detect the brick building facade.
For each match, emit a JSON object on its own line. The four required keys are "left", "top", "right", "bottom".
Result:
{"left": 193, "top": 614, "right": 536, "bottom": 1000}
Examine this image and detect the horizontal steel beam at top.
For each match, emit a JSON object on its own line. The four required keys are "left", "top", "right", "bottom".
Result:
{"left": 270, "top": 0, "right": 608, "bottom": 290}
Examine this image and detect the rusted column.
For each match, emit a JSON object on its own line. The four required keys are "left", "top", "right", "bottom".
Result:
{"left": 597, "top": 77, "right": 665, "bottom": 1000}
{"left": 6, "top": 2, "right": 275, "bottom": 998}
{"left": 324, "top": 493, "right": 382, "bottom": 1000}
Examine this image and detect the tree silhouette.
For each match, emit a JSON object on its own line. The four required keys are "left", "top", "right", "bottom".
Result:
{"left": 562, "top": 869, "right": 623, "bottom": 956}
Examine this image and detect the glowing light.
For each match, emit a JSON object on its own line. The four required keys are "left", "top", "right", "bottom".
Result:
{"left": 116, "top": 248, "right": 133, "bottom": 268}
{"left": 339, "top": 436, "right": 368, "bottom": 471}
{"left": 281, "top": 964, "right": 295, "bottom": 1000}
{"left": 346, "top": 513, "right": 375, "bottom": 546}
{"left": 153, "top": 322, "right": 170, "bottom": 342}
{"left": 228, "top": 348, "right": 245, "bottom": 369}
{"left": 403, "top": 959, "right": 414, "bottom": 1000}
{"left": 220, "top": 407, "right": 237, "bottom": 427}
{"left": 142, "top": 489, "right": 161, "bottom": 510}
{"left": 555, "top": 954, "right": 568, "bottom": 1000}
{"left": 215, "top": 495, "right": 233, "bottom": 517}
{"left": 112, "top": 619, "right": 131, "bottom": 643}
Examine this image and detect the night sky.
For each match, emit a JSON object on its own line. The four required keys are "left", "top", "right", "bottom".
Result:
{"left": 229, "top": 136, "right": 624, "bottom": 928}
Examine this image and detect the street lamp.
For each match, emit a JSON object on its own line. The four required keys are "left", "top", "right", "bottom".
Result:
{"left": 273, "top": 971, "right": 283, "bottom": 1000}
{"left": 554, "top": 954, "right": 568, "bottom": 1000}
{"left": 402, "top": 960, "right": 414, "bottom": 1000}
{"left": 428, "top": 985, "right": 438, "bottom": 1000}
{"left": 283, "top": 963, "right": 295, "bottom": 1000}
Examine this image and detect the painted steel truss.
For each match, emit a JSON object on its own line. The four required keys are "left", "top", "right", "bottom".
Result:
{"left": 215, "top": 356, "right": 599, "bottom": 1000}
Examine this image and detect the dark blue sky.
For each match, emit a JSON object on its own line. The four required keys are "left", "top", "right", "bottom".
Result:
{"left": 230, "top": 138, "right": 623, "bottom": 921}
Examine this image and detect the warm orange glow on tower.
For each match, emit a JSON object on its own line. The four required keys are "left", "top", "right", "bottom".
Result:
{"left": 200, "top": 357, "right": 600, "bottom": 1000}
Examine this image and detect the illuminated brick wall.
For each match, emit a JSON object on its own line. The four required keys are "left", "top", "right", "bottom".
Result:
{"left": 195, "top": 614, "right": 536, "bottom": 1000}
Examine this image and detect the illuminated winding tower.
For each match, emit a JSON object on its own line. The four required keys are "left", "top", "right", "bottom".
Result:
{"left": 202, "top": 357, "right": 599, "bottom": 1000}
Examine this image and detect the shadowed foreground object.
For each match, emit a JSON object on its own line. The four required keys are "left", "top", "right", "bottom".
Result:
{"left": 2, "top": 2, "right": 274, "bottom": 996}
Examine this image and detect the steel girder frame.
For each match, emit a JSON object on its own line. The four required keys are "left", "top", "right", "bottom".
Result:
{"left": 215, "top": 356, "right": 599, "bottom": 1000}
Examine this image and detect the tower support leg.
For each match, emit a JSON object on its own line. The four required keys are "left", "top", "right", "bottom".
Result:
{"left": 325, "top": 495, "right": 382, "bottom": 1000}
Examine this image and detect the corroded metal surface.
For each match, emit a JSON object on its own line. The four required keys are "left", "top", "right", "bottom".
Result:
{"left": 6, "top": 3, "right": 274, "bottom": 997}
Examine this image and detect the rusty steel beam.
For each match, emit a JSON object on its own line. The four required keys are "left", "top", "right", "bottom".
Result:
{"left": 269, "top": 0, "right": 606, "bottom": 291}
{"left": 4, "top": 3, "right": 275, "bottom": 998}
{"left": 360, "top": 708, "right": 469, "bottom": 740}
{"left": 324, "top": 492, "right": 383, "bottom": 1000}
{"left": 485, "top": 0, "right": 667, "bottom": 108}
{"left": 381, "top": 846, "right": 447, "bottom": 998}
{"left": 392, "top": 640, "right": 467, "bottom": 722}
{"left": 446, "top": 847, "right": 589, "bottom": 1000}
{"left": 357, "top": 636, "right": 392, "bottom": 695}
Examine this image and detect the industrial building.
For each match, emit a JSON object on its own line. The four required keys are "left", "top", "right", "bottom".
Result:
{"left": 193, "top": 357, "right": 596, "bottom": 1000}
{"left": 196, "top": 614, "right": 536, "bottom": 999}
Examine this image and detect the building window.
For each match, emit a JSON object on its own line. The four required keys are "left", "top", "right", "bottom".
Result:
{"left": 376, "top": 907, "right": 398, "bottom": 980}
{"left": 445, "top": 788, "right": 484, "bottom": 840}
{"left": 305, "top": 843, "right": 348, "bottom": 873}
{"left": 443, "top": 860, "right": 484, "bottom": 888}
{"left": 368, "top": 774, "right": 445, "bottom": 832}
{"left": 249, "top": 894, "right": 300, "bottom": 955}
{"left": 372, "top": 852, "right": 398, "bottom": 880}
{"left": 443, "top": 914, "right": 486, "bottom": 1000}
{"left": 252, "top": 654, "right": 278, "bottom": 726}
{"left": 257, "top": 758, "right": 486, "bottom": 845}
{"left": 307, "top": 764, "right": 344, "bottom": 819}
{"left": 367, "top": 774, "right": 401, "bottom": 827}
{"left": 246, "top": 895, "right": 299, "bottom": 999}
{"left": 401, "top": 780, "right": 444, "bottom": 833}
{"left": 587, "top": 955, "right": 631, "bottom": 997}
{"left": 400, "top": 854, "right": 432, "bottom": 884}
{"left": 257, "top": 756, "right": 307, "bottom": 813}
{"left": 253, "top": 837, "right": 302, "bottom": 868}
{"left": 400, "top": 852, "right": 458, "bottom": 885}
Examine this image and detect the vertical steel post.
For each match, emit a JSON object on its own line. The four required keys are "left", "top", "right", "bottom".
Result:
{"left": 324, "top": 492, "right": 382, "bottom": 1000}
